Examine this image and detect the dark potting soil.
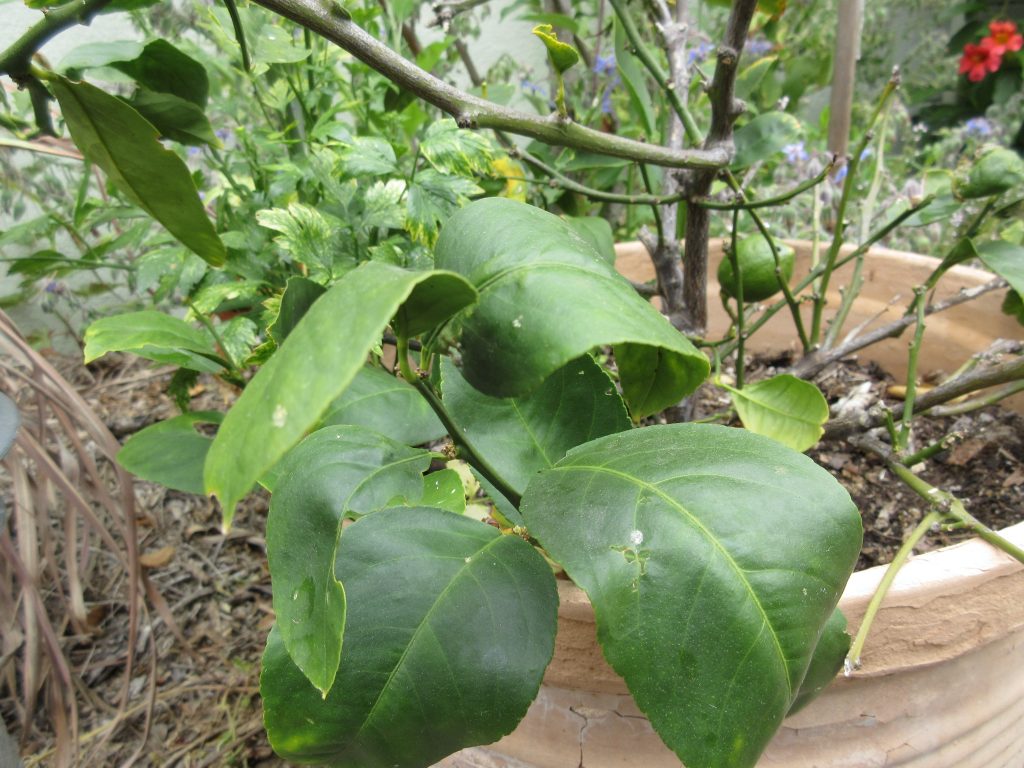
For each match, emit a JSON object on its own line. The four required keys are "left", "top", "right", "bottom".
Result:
{"left": 688, "top": 352, "right": 1024, "bottom": 571}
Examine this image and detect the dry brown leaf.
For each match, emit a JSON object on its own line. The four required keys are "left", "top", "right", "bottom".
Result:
{"left": 139, "top": 546, "right": 176, "bottom": 570}
{"left": 945, "top": 438, "right": 987, "bottom": 467}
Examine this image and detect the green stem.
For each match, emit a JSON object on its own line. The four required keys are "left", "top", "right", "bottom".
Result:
{"left": 900, "top": 432, "right": 961, "bottom": 468}
{"left": 810, "top": 75, "right": 899, "bottom": 347}
{"left": 847, "top": 509, "right": 942, "bottom": 670}
{"left": 896, "top": 287, "right": 928, "bottom": 451}
{"left": 824, "top": 110, "right": 890, "bottom": 349}
{"left": 223, "top": 0, "right": 253, "bottom": 71}
{"left": 730, "top": 172, "right": 810, "bottom": 350}
{"left": 728, "top": 208, "right": 746, "bottom": 388}
{"left": 638, "top": 164, "right": 664, "bottom": 243}
{"left": 188, "top": 301, "right": 237, "bottom": 373}
{"left": 928, "top": 380, "right": 1024, "bottom": 417}
{"left": 696, "top": 161, "right": 834, "bottom": 210}
{"left": 396, "top": 339, "right": 523, "bottom": 509}
{"left": 515, "top": 151, "right": 686, "bottom": 205}
{"left": 0, "top": 0, "right": 112, "bottom": 78}
{"left": 606, "top": 0, "right": 702, "bottom": 145}
{"left": 887, "top": 460, "right": 1024, "bottom": 566}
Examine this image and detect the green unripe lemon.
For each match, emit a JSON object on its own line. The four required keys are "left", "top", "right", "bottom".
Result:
{"left": 956, "top": 146, "right": 1024, "bottom": 200}
{"left": 718, "top": 236, "right": 795, "bottom": 303}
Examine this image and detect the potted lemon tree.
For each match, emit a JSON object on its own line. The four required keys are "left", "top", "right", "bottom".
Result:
{"left": 3, "top": 1, "right": 1023, "bottom": 767}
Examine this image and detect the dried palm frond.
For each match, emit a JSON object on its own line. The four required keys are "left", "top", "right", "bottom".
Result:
{"left": 0, "top": 309, "right": 154, "bottom": 767}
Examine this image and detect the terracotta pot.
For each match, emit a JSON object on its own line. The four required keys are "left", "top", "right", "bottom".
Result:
{"left": 439, "top": 242, "right": 1024, "bottom": 768}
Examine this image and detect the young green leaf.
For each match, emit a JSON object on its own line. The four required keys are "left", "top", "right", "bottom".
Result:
{"left": 129, "top": 89, "right": 218, "bottom": 146}
{"left": 978, "top": 241, "right": 1024, "bottom": 297}
{"left": 83, "top": 311, "right": 226, "bottom": 372}
{"left": 532, "top": 23, "right": 580, "bottom": 74}
{"left": 420, "top": 469, "right": 467, "bottom": 514}
{"left": 723, "top": 374, "right": 829, "bottom": 452}
{"left": 440, "top": 355, "right": 631, "bottom": 498}
{"left": 117, "top": 412, "right": 224, "bottom": 494}
{"left": 434, "top": 198, "right": 709, "bottom": 418}
{"left": 48, "top": 76, "right": 226, "bottom": 266}
{"left": 262, "top": 506, "right": 558, "bottom": 767}
{"left": 267, "top": 426, "right": 433, "bottom": 697}
{"left": 320, "top": 365, "right": 445, "bottom": 446}
{"left": 112, "top": 39, "right": 211, "bottom": 107}
{"left": 521, "top": 424, "right": 861, "bottom": 768}
{"left": 204, "top": 262, "right": 477, "bottom": 527}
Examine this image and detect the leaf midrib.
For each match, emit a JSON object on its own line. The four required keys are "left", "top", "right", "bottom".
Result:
{"left": 352, "top": 533, "right": 507, "bottom": 740}
{"left": 553, "top": 463, "right": 794, "bottom": 699}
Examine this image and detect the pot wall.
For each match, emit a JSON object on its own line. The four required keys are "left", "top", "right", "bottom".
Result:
{"left": 439, "top": 243, "right": 1024, "bottom": 767}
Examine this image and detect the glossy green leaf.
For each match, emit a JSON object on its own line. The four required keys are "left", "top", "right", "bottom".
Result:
{"left": 268, "top": 275, "right": 326, "bottom": 345}
{"left": 521, "top": 424, "right": 861, "bottom": 768}
{"left": 58, "top": 40, "right": 144, "bottom": 71}
{"left": 441, "top": 356, "right": 630, "bottom": 498}
{"left": 321, "top": 365, "right": 445, "bottom": 446}
{"left": 204, "top": 262, "right": 477, "bottom": 526}
{"left": 117, "top": 411, "right": 223, "bottom": 494}
{"left": 83, "top": 310, "right": 226, "bottom": 372}
{"left": 532, "top": 24, "right": 579, "bottom": 74}
{"left": 112, "top": 39, "right": 210, "bottom": 107}
{"left": 420, "top": 469, "right": 466, "bottom": 514}
{"left": 724, "top": 374, "right": 829, "bottom": 452}
{"left": 129, "top": 89, "right": 218, "bottom": 146}
{"left": 787, "top": 609, "right": 849, "bottom": 715}
{"left": 563, "top": 216, "right": 616, "bottom": 264}
{"left": 49, "top": 76, "right": 226, "bottom": 265}
{"left": 435, "top": 199, "right": 709, "bottom": 418}
{"left": 267, "top": 426, "right": 432, "bottom": 696}
{"left": 978, "top": 240, "right": 1024, "bottom": 296}
{"left": 732, "top": 112, "right": 803, "bottom": 168}
{"left": 262, "top": 506, "right": 558, "bottom": 767}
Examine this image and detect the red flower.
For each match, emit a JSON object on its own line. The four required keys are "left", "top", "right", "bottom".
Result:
{"left": 984, "top": 20, "right": 1023, "bottom": 55}
{"left": 959, "top": 40, "right": 1002, "bottom": 82}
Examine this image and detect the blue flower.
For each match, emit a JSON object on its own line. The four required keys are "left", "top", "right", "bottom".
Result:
{"left": 964, "top": 117, "right": 994, "bottom": 137}
{"left": 688, "top": 41, "right": 714, "bottom": 66}
{"left": 520, "top": 79, "right": 548, "bottom": 98}
{"left": 593, "top": 54, "right": 617, "bottom": 76}
{"left": 832, "top": 165, "right": 849, "bottom": 184}
{"left": 745, "top": 38, "right": 773, "bottom": 57}
{"left": 782, "top": 141, "right": 809, "bottom": 163}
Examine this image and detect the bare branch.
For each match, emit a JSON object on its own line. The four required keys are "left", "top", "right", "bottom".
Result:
{"left": 792, "top": 278, "right": 1009, "bottom": 378}
{"left": 250, "top": 0, "right": 730, "bottom": 169}
{"left": 825, "top": 354, "right": 1024, "bottom": 439}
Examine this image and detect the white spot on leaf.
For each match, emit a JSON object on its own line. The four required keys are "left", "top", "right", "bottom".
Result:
{"left": 629, "top": 530, "right": 644, "bottom": 546}
{"left": 272, "top": 404, "right": 287, "bottom": 428}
